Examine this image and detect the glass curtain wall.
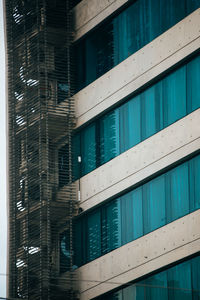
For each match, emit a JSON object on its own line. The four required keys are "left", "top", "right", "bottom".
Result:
{"left": 74, "top": 0, "right": 200, "bottom": 92}
{"left": 95, "top": 255, "right": 200, "bottom": 300}
{"left": 72, "top": 154, "right": 200, "bottom": 267}
{"left": 72, "top": 55, "right": 200, "bottom": 180}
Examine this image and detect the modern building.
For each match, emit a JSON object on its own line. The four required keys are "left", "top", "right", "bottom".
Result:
{"left": 5, "top": 0, "right": 200, "bottom": 299}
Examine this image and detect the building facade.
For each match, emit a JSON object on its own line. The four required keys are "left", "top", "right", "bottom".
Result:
{"left": 5, "top": 0, "right": 200, "bottom": 299}
{"left": 67, "top": 0, "right": 200, "bottom": 299}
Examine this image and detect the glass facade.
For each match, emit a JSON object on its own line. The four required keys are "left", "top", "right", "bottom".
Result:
{"left": 95, "top": 255, "right": 200, "bottom": 300}
{"left": 74, "top": 0, "right": 200, "bottom": 92}
{"left": 72, "top": 54, "right": 200, "bottom": 180}
{"left": 72, "top": 154, "right": 200, "bottom": 267}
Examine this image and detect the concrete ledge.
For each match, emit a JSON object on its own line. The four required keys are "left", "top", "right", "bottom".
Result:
{"left": 75, "top": 210, "right": 200, "bottom": 299}
{"left": 76, "top": 109, "right": 200, "bottom": 211}
{"left": 74, "top": 9, "right": 200, "bottom": 128}
{"left": 73, "top": 0, "right": 128, "bottom": 41}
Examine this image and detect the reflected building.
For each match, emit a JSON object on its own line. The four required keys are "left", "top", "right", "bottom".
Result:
{"left": 4, "top": 0, "right": 200, "bottom": 299}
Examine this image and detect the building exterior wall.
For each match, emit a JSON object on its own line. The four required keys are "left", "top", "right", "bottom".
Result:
{"left": 75, "top": 210, "right": 200, "bottom": 299}
{"left": 76, "top": 109, "right": 200, "bottom": 211}
{"left": 5, "top": 0, "right": 200, "bottom": 299}
{"left": 74, "top": 9, "right": 200, "bottom": 128}
{"left": 73, "top": 0, "right": 129, "bottom": 41}
{"left": 72, "top": 1, "right": 200, "bottom": 299}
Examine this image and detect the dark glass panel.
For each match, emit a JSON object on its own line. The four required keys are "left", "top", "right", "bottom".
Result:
{"left": 102, "top": 199, "right": 121, "bottom": 254}
{"left": 119, "top": 95, "right": 141, "bottom": 153}
{"left": 81, "top": 123, "right": 96, "bottom": 176}
{"left": 87, "top": 210, "right": 101, "bottom": 261}
{"left": 100, "top": 110, "right": 120, "bottom": 165}
{"left": 163, "top": 66, "right": 186, "bottom": 127}
{"left": 168, "top": 260, "right": 192, "bottom": 300}
{"left": 143, "top": 174, "right": 166, "bottom": 234}
{"left": 189, "top": 155, "right": 200, "bottom": 212}
{"left": 167, "top": 163, "right": 189, "bottom": 222}
{"left": 187, "top": 56, "right": 200, "bottom": 113}
{"left": 144, "top": 271, "right": 168, "bottom": 300}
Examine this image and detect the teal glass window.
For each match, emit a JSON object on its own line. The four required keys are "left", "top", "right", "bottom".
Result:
{"left": 74, "top": 0, "right": 200, "bottom": 92}
{"left": 119, "top": 95, "right": 141, "bottom": 153}
{"left": 167, "top": 163, "right": 189, "bottom": 221}
{"left": 73, "top": 154, "right": 200, "bottom": 267}
{"left": 143, "top": 175, "right": 166, "bottom": 234}
{"left": 189, "top": 155, "right": 200, "bottom": 212}
{"left": 95, "top": 255, "right": 200, "bottom": 299}
{"left": 121, "top": 187, "right": 143, "bottom": 245}
{"left": 102, "top": 199, "right": 121, "bottom": 254}
{"left": 100, "top": 110, "right": 120, "bottom": 165}
{"left": 81, "top": 124, "right": 96, "bottom": 176}
{"left": 163, "top": 66, "right": 187, "bottom": 127}
{"left": 141, "top": 86, "right": 157, "bottom": 140}
{"left": 87, "top": 210, "right": 101, "bottom": 262}
{"left": 187, "top": 56, "right": 200, "bottom": 112}
{"left": 72, "top": 54, "right": 200, "bottom": 181}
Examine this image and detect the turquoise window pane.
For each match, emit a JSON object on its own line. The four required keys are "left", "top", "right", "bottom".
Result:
{"left": 187, "top": 0, "right": 200, "bottom": 14}
{"left": 139, "top": 0, "right": 160, "bottom": 45}
{"left": 148, "top": 0, "right": 163, "bottom": 39}
{"left": 132, "top": 187, "right": 143, "bottom": 240}
{"left": 167, "top": 163, "right": 189, "bottom": 221}
{"left": 81, "top": 124, "right": 96, "bottom": 176}
{"left": 189, "top": 155, "right": 200, "bottom": 212}
{"left": 163, "top": 66, "right": 187, "bottom": 126}
{"left": 113, "top": 1, "right": 141, "bottom": 65}
{"left": 161, "top": 0, "right": 186, "bottom": 33}
{"left": 141, "top": 85, "right": 156, "bottom": 140}
{"left": 191, "top": 256, "right": 200, "bottom": 299}
{"left": 74, "top": 42, "right": 85, "bottom": 92}
{"left": 143, "top": 175, "right": 166, "bottom": 234}
{"left": 87, "top": 210, "right": 101, "bottom": 262}
{"left": 135, "top": 284, "right": 145, "bottom": 300}
{"left": 121, "top": 192, "right": 134, "bottom": 245}
{"left": 144, "top": 271, "right": 168, "bottom": 300}
{"left": 85, "top": 37, "right": 98, "bottom": 86}
{"left": 102, "top": 199, "right": 121, "bottom": 253}
{"left": 72, "top": 133, "right": 81, "bottom": 181}
{"left": 121, "top": 187, "right": 143, "bottom": 245}
{"left": 100, "top": 109, "right": 120, "bottom": 164}
{"left": 123, "top": 285, "right": 137, "bottom": 299}
{"left": 167, "top": 260, "right": 192, "bottom": 300}
{"left": 187, "top": 56, "right": 200, "bottom": 113}
{"left": 119, "top": 95, "right": 141, "bottom": 153}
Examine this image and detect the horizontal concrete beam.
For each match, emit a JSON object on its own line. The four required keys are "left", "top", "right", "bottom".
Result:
{"left": 76, "top": 109, "right": 200, "bottom": 211}
{"left": 74, "top": 9, "right": 200, "bottom": 128}
{"left": 73, "top": 0, "right": 128, "bottom": 41}
{"left": 75, "top": 210, "right": 200, "bottom": 299}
